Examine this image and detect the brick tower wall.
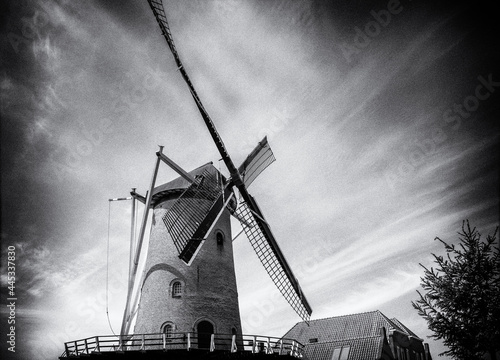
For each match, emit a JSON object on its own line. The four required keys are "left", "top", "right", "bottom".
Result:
{"left": 133, "top": 167, "right": 242, "bottom": 340}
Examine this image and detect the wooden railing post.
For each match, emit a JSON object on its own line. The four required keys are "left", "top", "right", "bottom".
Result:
{"left": 64, "top": 342, "right": 70, "bottom": 357}
{"left": 118, "top": 336, "right": 123, "bottom": 351}
{"left": 210, "top": 334, "right": 215, "bottom": 352}
{"left": 187, "top": 332, "right": 191, "bottom": 351}
{"left": 95, "top": 336, "right": 100, "bottom": 353}
{"left": 231, "top": 334, "right": 237, "bottom": 353}
{"left": 140, "top": 333, "right": 145, "bottom": 350}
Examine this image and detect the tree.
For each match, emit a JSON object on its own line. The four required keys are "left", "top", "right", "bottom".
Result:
{"left": 412, "top": 221, "right": 500, "bottom": 360}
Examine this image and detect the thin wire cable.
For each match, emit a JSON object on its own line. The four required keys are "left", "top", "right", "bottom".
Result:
{"left": 106, "top": 200, "right": 118, "bottom": 336}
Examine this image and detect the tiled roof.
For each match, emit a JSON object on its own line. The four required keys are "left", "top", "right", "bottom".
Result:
{"left": 304, "top": 336, "right": 384, "bottom": 360}
{"left": 284, "top": 310, "right": 401, "bottom": 345}
{"left": 282, "top": 310, "right": 428, "bottom": 360}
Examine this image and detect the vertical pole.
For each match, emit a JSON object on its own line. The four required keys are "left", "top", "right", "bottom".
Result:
{"left": 95, "top": 337, "right": 100, "bottom": 353}
{"left": 122, "top": 189, "right": 136, "bottom": 338}
{"left": 162, "top": 333, "right": 166, "bottom": 350}
{"left": 133, "top": 146, "right": 162, "bottom": 266}
{"left": 120, "top": 148, "right": 163, "bottom": 336}
{"left": 187, "top": 333, "right": 191, "bottom": 351}
{"left": 64, "top": 343, "right": 69, "bottom": 357}
{"left": 129, "top": 188, "right": 137, "bottom": 281}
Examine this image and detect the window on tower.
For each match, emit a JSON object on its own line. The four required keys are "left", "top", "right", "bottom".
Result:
{"left": 216, "top": 231, "right": 224, "bottom": 246}
{"left": 162, "top": 323, "right": 174, "bottom": 341}
{"left": 172, "top": 281, "right": 182, "bottom": 297}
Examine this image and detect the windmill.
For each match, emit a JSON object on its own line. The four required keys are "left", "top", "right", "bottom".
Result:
{"left": 119, "top": 0, "right": 312, "bottom": 340}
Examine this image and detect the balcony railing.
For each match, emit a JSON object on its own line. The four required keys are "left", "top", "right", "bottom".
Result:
{"left": 60, "top": 332, "right": 304, "bottom": 358}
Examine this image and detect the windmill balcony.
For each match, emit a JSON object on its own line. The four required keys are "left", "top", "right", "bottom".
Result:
{"left": 59, "top": 332, "right": 305, "bottom": 359}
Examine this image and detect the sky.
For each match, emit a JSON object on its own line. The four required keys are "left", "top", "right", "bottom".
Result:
{"left": 0, "top": 0, "right": 499, "bottom": 359}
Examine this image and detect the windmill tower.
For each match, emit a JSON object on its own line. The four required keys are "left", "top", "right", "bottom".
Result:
{"left": 119, "top": 0, "right": 313, "bottom": 346}
{"left": 133, "top": 163, "right": 242, "bottom": 345}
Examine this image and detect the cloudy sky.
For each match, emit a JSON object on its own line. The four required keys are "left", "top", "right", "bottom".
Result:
{"left": 1, "top": 0, "right": 499, "bottom": 359}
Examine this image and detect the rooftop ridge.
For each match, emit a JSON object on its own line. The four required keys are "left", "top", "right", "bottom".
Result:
{"left": 190, "top": 161, "right": 214, "bottom": 172}
{"left": 376, "top": 311, "right": 402, "bottom": 332}
{"left": 307, "top": 309, "right": 383, "bottom": 323}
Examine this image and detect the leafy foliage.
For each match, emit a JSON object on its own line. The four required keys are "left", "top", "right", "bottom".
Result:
{"left": 412, "top": 221, "right": 500, "bottom": 359}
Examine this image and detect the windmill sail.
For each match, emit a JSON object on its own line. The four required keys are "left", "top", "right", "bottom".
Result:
{"left": 163, "top": 169, "right": 228, "bottom": 264}
{"left": 147, "top": 0, "right": 236, "bottom": 174}
{"left": 146, "top": 0, "right": 312, "bottom": 322}
{"left": 238, "top": 136, "right": 276, "bottom": 188}
{"left": 235, "top": 200, "right": 312, "bottom": 321}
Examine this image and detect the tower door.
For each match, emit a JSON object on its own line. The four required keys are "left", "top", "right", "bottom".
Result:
{"left": 197, "top": 321, "right": 214, "bottom": 349}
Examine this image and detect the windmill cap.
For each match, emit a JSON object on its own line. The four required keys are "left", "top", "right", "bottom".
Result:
{"left": 150, "top": 162, "right": 226, "bottom": 206}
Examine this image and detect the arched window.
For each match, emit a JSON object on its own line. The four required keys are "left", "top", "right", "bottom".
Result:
{"left": 162, "top": 322, "right": 175, "bottom": 342}
{"left": 216, "top": 231, "right": 224, "bottom": 246}
{"left": 163, "top": 324, "right": 173, "bottom": 337}
{"left": 172, "top": 281, "right": 182, "bottom": 297}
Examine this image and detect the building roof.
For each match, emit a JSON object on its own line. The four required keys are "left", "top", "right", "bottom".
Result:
{"left": 283, "top": 310, "right": 421, "bottom": 360}
{"left": 303, "top": 335, "right": 387, "bottom": 360}
{"left": 284, "top": 310, "right": 407, "bottom": 344}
